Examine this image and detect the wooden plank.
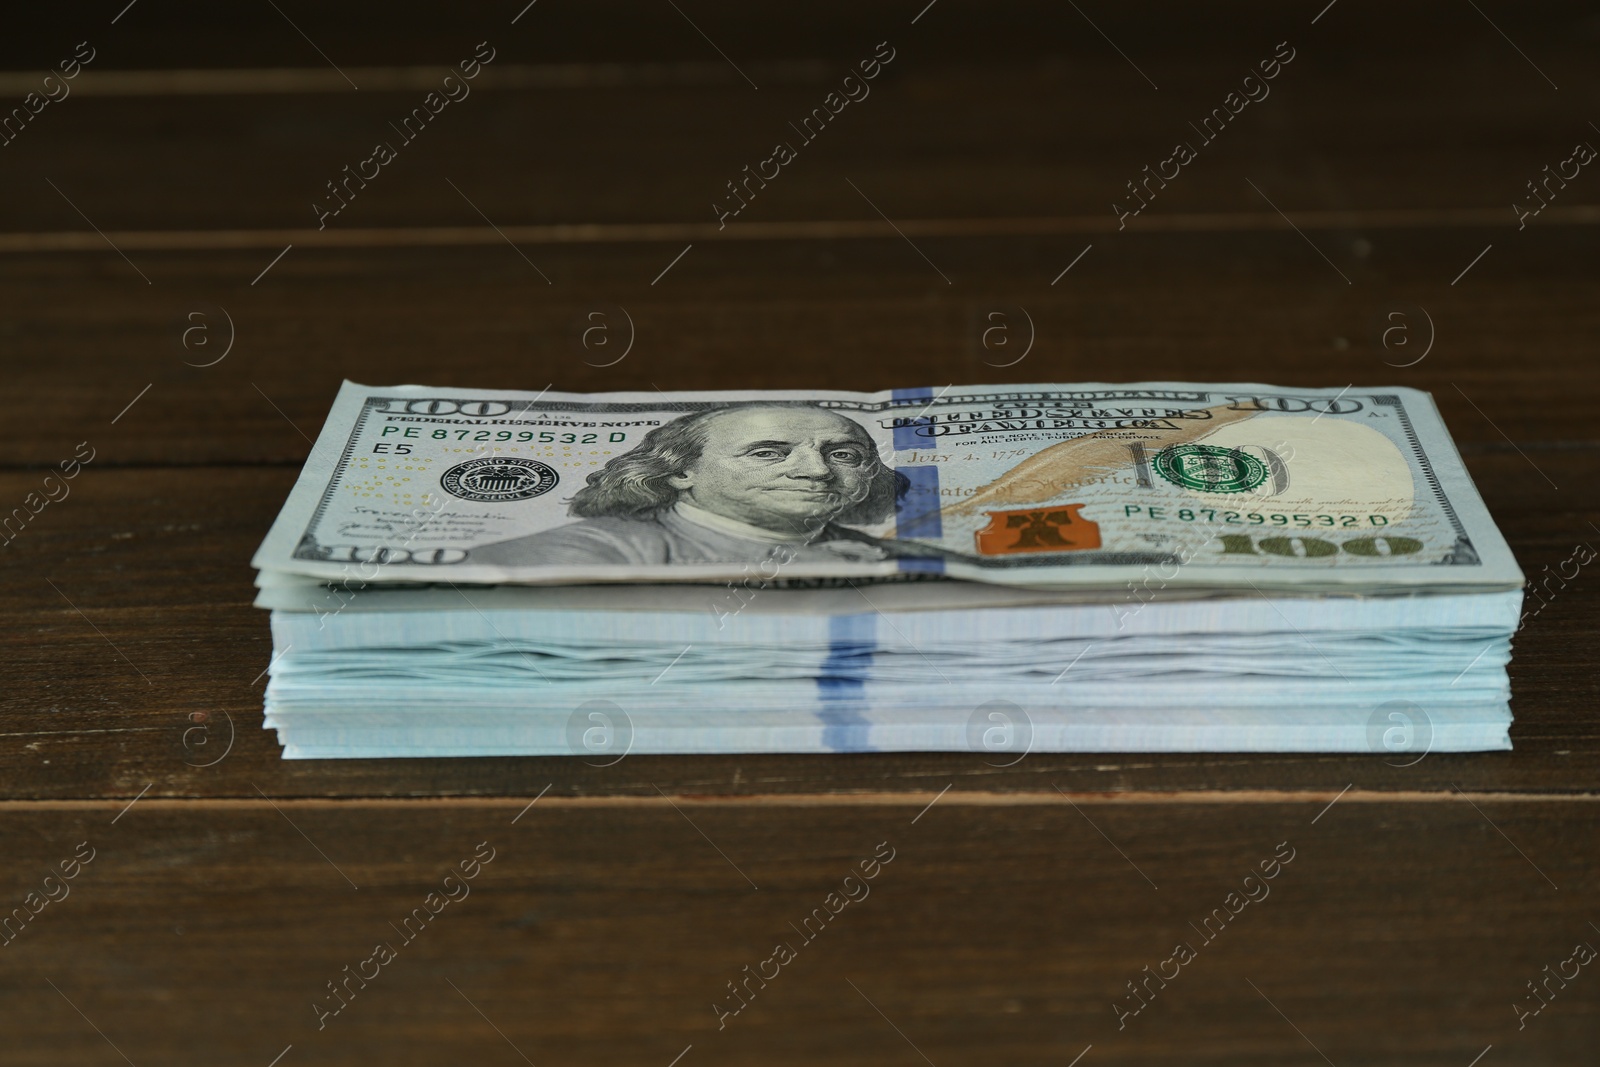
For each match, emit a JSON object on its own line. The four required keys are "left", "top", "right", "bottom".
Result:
{"left": 5, "top": 0, "right": 1594, "bottom": 75}
{"left": 1, "top": 4, "right": 1595, "bottom": 232}
{"left": 0, "top": 798, "right": 1593, "bottom": 1063}
{"left": 0, "top": 455, "right": 1594, "bottom": 800}
{"left": 2, "top": 230, "right": 1598, "bottom": 466}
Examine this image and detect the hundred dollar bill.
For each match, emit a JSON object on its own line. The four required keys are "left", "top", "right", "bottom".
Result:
{"left": 252, "top": 381, "right": 1521, "bottom": 593}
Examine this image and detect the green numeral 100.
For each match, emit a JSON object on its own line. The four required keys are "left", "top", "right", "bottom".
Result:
{"left": 1218, "top": 534, "right": 1424, "bottom": 558}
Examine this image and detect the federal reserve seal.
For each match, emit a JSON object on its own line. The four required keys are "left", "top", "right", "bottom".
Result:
{"left": 440, "top": 458, "right": 559, "bottom": 502}
{"left": 1153, "top": 444, "right": 1269, "bottom": 494}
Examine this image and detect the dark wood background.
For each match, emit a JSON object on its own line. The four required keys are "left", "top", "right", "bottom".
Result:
{"left": 2, "top": 1, "right": 1596, "bottom": 1063}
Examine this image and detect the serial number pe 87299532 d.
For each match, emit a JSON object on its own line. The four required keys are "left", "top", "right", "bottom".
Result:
{"left": 378, "top": 426, "right": 629, "bottom": 445}
{"left": 1123, "top": 506, "right": 1392, "bottom": 527}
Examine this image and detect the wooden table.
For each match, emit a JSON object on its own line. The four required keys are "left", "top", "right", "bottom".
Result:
{"left": 3, "top": 2, "right": 1596, "bottom": 1063}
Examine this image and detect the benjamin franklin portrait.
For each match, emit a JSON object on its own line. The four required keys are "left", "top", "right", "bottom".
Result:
{"left": 471, "top": 403, "right": 938, "bottom": 566}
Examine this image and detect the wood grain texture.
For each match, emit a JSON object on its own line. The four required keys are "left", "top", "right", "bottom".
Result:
{"left": 2, "top": 230, "right": 1599, "bottom": 466}
{"left": 0, "top": 799, "right": 1595, "bottom": 1065}
{"left": 3, "top": 2, "right": 1596, "bottom": 231}
{"left": 3, "top": 2, "right": 1599, "bottom": 1062}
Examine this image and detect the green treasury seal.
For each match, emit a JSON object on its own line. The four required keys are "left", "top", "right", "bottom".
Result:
{"left": 1153, "top": 444, "right": 1269, "bottom": 494}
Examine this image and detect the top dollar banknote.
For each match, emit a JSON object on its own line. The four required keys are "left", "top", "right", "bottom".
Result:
{"left": 253, "top": 381, "right": 1520, "bottom": 593}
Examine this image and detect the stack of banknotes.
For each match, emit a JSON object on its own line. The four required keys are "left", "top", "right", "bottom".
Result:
{"left": 252, "top": 380, "right": 1523, "bottom": 759}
